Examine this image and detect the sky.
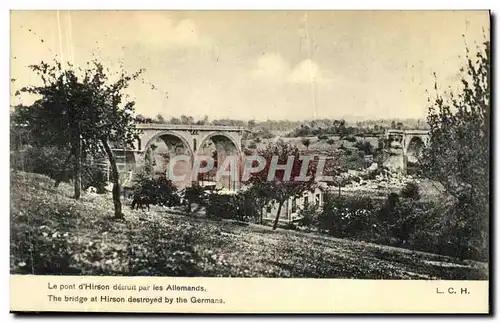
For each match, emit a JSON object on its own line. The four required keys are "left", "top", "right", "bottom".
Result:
{"left": 10, "top": 10, "right": 490, "bottom": 121}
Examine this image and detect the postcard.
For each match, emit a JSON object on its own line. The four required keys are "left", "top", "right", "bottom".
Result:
{"left": 9, "top": 10, "right": 490, "bottom": 314}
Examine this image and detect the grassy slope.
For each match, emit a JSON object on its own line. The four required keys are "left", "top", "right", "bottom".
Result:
{"left": 10, "top": 171, "right": 488, "bottom": 279}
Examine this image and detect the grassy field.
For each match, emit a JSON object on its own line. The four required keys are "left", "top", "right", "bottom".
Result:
{"left": 10, "top": 171, "right": 488, "bottom": 279}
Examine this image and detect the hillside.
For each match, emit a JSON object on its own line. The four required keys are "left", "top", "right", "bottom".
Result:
{"left": 10, "top": 171, "right": 488, "bottom": 279}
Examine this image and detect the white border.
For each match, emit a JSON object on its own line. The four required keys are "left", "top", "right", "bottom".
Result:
{"left": 2, "top": 1, "right": 498, "bottom": 322}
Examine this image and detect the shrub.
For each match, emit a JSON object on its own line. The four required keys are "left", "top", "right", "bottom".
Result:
{"left": 301, "top": 138, "right": 311, "bottom": 148}
{"left": 13, "top": 146, "right": 73, "bottom": 183}
{"left": 127, "top": 221, "right": 202, "bottom": 276}
{"left": 132, "top": 173, "right": 180, "bottom": 207}
{"left": 319, "top": 196, "right": 377, "bottom": 239}
{"left": 345, "top": 136, "right": 357, "bottom": 143}
{"left": 296, "top": 204, "right": 320, "bottom": 231}
{"left": 10, "top": 200, "right": 80, "bottom": 275}
{"left": 389, "top": 199, "right": 426, "bottom": 245}
{"left": 247, "top": 141, "right": 257, "bottom": 149}
{"left": 354, "top": 140, "right": 374, "bottom": 155}
{"left": 183, "top": 183, "right": 208, "bottom": 213}
{"left": 400, "top": 181, "right": 421, "bottom": 200}
{"left": 206, "top": 193, "right": 241, "bottom": 220}
{"left": 205, "top": 190, "right": 263, "bottom": 223}
{"left": 82, "top": 165, "right": 107, "bottom": 194}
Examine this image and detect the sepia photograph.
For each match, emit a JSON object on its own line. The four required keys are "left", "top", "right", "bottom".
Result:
{"left": 9, "top": 9, "right": 491, "bottom": 313}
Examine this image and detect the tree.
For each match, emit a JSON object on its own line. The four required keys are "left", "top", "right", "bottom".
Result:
{"left": 301, "top": 137, "right": 311, "bottom": 150}
{"left": 180, "top": 115, "right": 194, "bottom": 125}
{"left": 183, "top": 183, "right": 207, "bottom": 213}
{"left": 421, "top": 39, "right": 490, "bottom": 257}
{"left": 156, "top": 113, "right": 166, "bottom": 123}
{"left": 170, "top": 117, "right": 181, "bottom": 125}
{"left": 354, "top": 140, "right": 374, "bottom": 155}
{"left": 245, "top": 142, "right": 317, "bottom": 230}
{"left": 195, "top": 115, "right": 209, "bottom": 125}
{"left": 17, "top": 59, "right": 144, "bottom": 218}
{"left": 247, "top": 141, "right": 257, "bottom": 150}
{"left": 132, "top": 172, "right": 180, "bottom": 207}
{"left": 144, "top": 146, "right": 156, "bottom": 177}
{"left": 400, "top": 181, "right": 421, "bottom": 200}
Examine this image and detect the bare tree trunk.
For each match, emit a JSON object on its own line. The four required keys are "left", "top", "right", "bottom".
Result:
{"left": 54, "top": 152, "right": 73, "bottom": 188}
{"left": 272, "top": 200, "right": 284, "bottom": 230}
{"left": 72, "top": 138, "right": 82, "bottom": 199}
{"left": 102, "top": 139, "right": 124, "bottom": 219}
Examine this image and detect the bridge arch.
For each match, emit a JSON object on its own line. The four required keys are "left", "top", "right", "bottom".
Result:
{"left": 406, "top": 136, "right": 426, "bottom": 156}
{"left": 197, "top": 131, "right": 243, "bottom": 190}
{"left": 144, "top": 130, "right": 195, "bottom": 157}
{"left": 197, "top": 131, "right": 242, "bottom": 156}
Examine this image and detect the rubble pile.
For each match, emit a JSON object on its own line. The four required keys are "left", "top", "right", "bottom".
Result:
{"left": 338, "top": 162, "right": 419, "bottom": 192}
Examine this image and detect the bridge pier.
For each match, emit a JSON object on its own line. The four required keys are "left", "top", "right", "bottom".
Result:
{"left": 384, "top": 129, "right": 430, "bottom": 175}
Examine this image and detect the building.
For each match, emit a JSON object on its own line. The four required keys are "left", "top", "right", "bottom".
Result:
{"left": 261, "top": 183, "right": 329, "bottom": 224}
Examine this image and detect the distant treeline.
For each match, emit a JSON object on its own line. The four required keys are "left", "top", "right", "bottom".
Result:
{"left": 134, "top": 114, "right": 428, "bottom": 139}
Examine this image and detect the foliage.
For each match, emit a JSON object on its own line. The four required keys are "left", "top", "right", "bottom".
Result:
{"left": 15, "top": 59, "right": 144, "bottom": 218}
{"left": 11, "top": 145, "right": 108, "bottom": 193}
{"left": 183, "top": 183, "right": 208, "bottom": 213}
{"left": 319, "top": 195, "right": 377, "bottom": 239}
{"left": 247, "top": 141, "right": 257, "bottom": 150}
{"left": 131, "top": 173, "right": 180, "bottom": 207}
{"left": 245, "top": 142, "right": 317, "bottom": 230}
{"left": 400, "top": 181, "right": 421, "bottom": 200}
{"left": 301, "top": 137, "right": 311, "bottom": 149}
{"left": 421, "top": 39, "right": 490, "bottom": 260}
{"left": 345, "top": 136, "right": 357, "bottom": 143}
{"left": 10, "top": 172, "right": 487, "bottom": 278}
{"left": 205, "top": 188, "right": 266, "bottom": 223}
{"left": 296, "top": 204, "right": 320, "bottom": 231}
{"left": 354, "top": 140, "right": 374, "bottom": 155}
{"left": 143, "top": 147, "right": 156, "bottom": 177}
{"left": 11, "top": 146, "right": 71, "bottom": 181}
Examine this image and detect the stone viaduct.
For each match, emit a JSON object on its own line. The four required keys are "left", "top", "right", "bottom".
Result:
{"left": 385, "top": 129, "right": 430, "bottom": 174}
{"left": 111, "top": 123, "right": 247, "bottom": 189}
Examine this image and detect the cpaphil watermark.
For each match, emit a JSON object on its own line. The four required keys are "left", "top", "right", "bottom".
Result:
{"left": 166, "top": 154, "right": 336, "bottom": 185}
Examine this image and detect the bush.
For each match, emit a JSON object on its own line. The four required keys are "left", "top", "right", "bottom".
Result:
{"left": 389, "top": 199, "right": 426, "bottom": 245}
{"left": 10, "top": 199, "right": 80, "bottom": 275}
{"left": 296, "top": 204, "right": 320, "bottom": 231}
{"left": 82, "top": 165, "right": 107, "bottom": 194}
{"left": 183, "top": 183, "right": 208, "bottom": 213}
{"left": 205, "top": 190, "right": 263, "bottom": 223}
{"left": 301, "top": 138, "right": 311, "bottom": 148}
{"left": 206, "top": 194, "right": 241, "bottom": 220}
{"left": 354, "top": 140, "right": 374, "bottom": 155}
{"left": 132, "top": 173, "right": 180, "bottom": 207}
{"left": 12, "top": 146, "right": 73, "bottom": 183}
{"left": 319, "top": 195, "right": 377, "bottom": 239}
{"left": 127, "top": 221, "right": 202, "bottom": 276}
{"left": 247, "top": 141, "right": 257, "bottom": 149}
{"left": 400, "top": 181, "right": 421, "bottom": 200}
